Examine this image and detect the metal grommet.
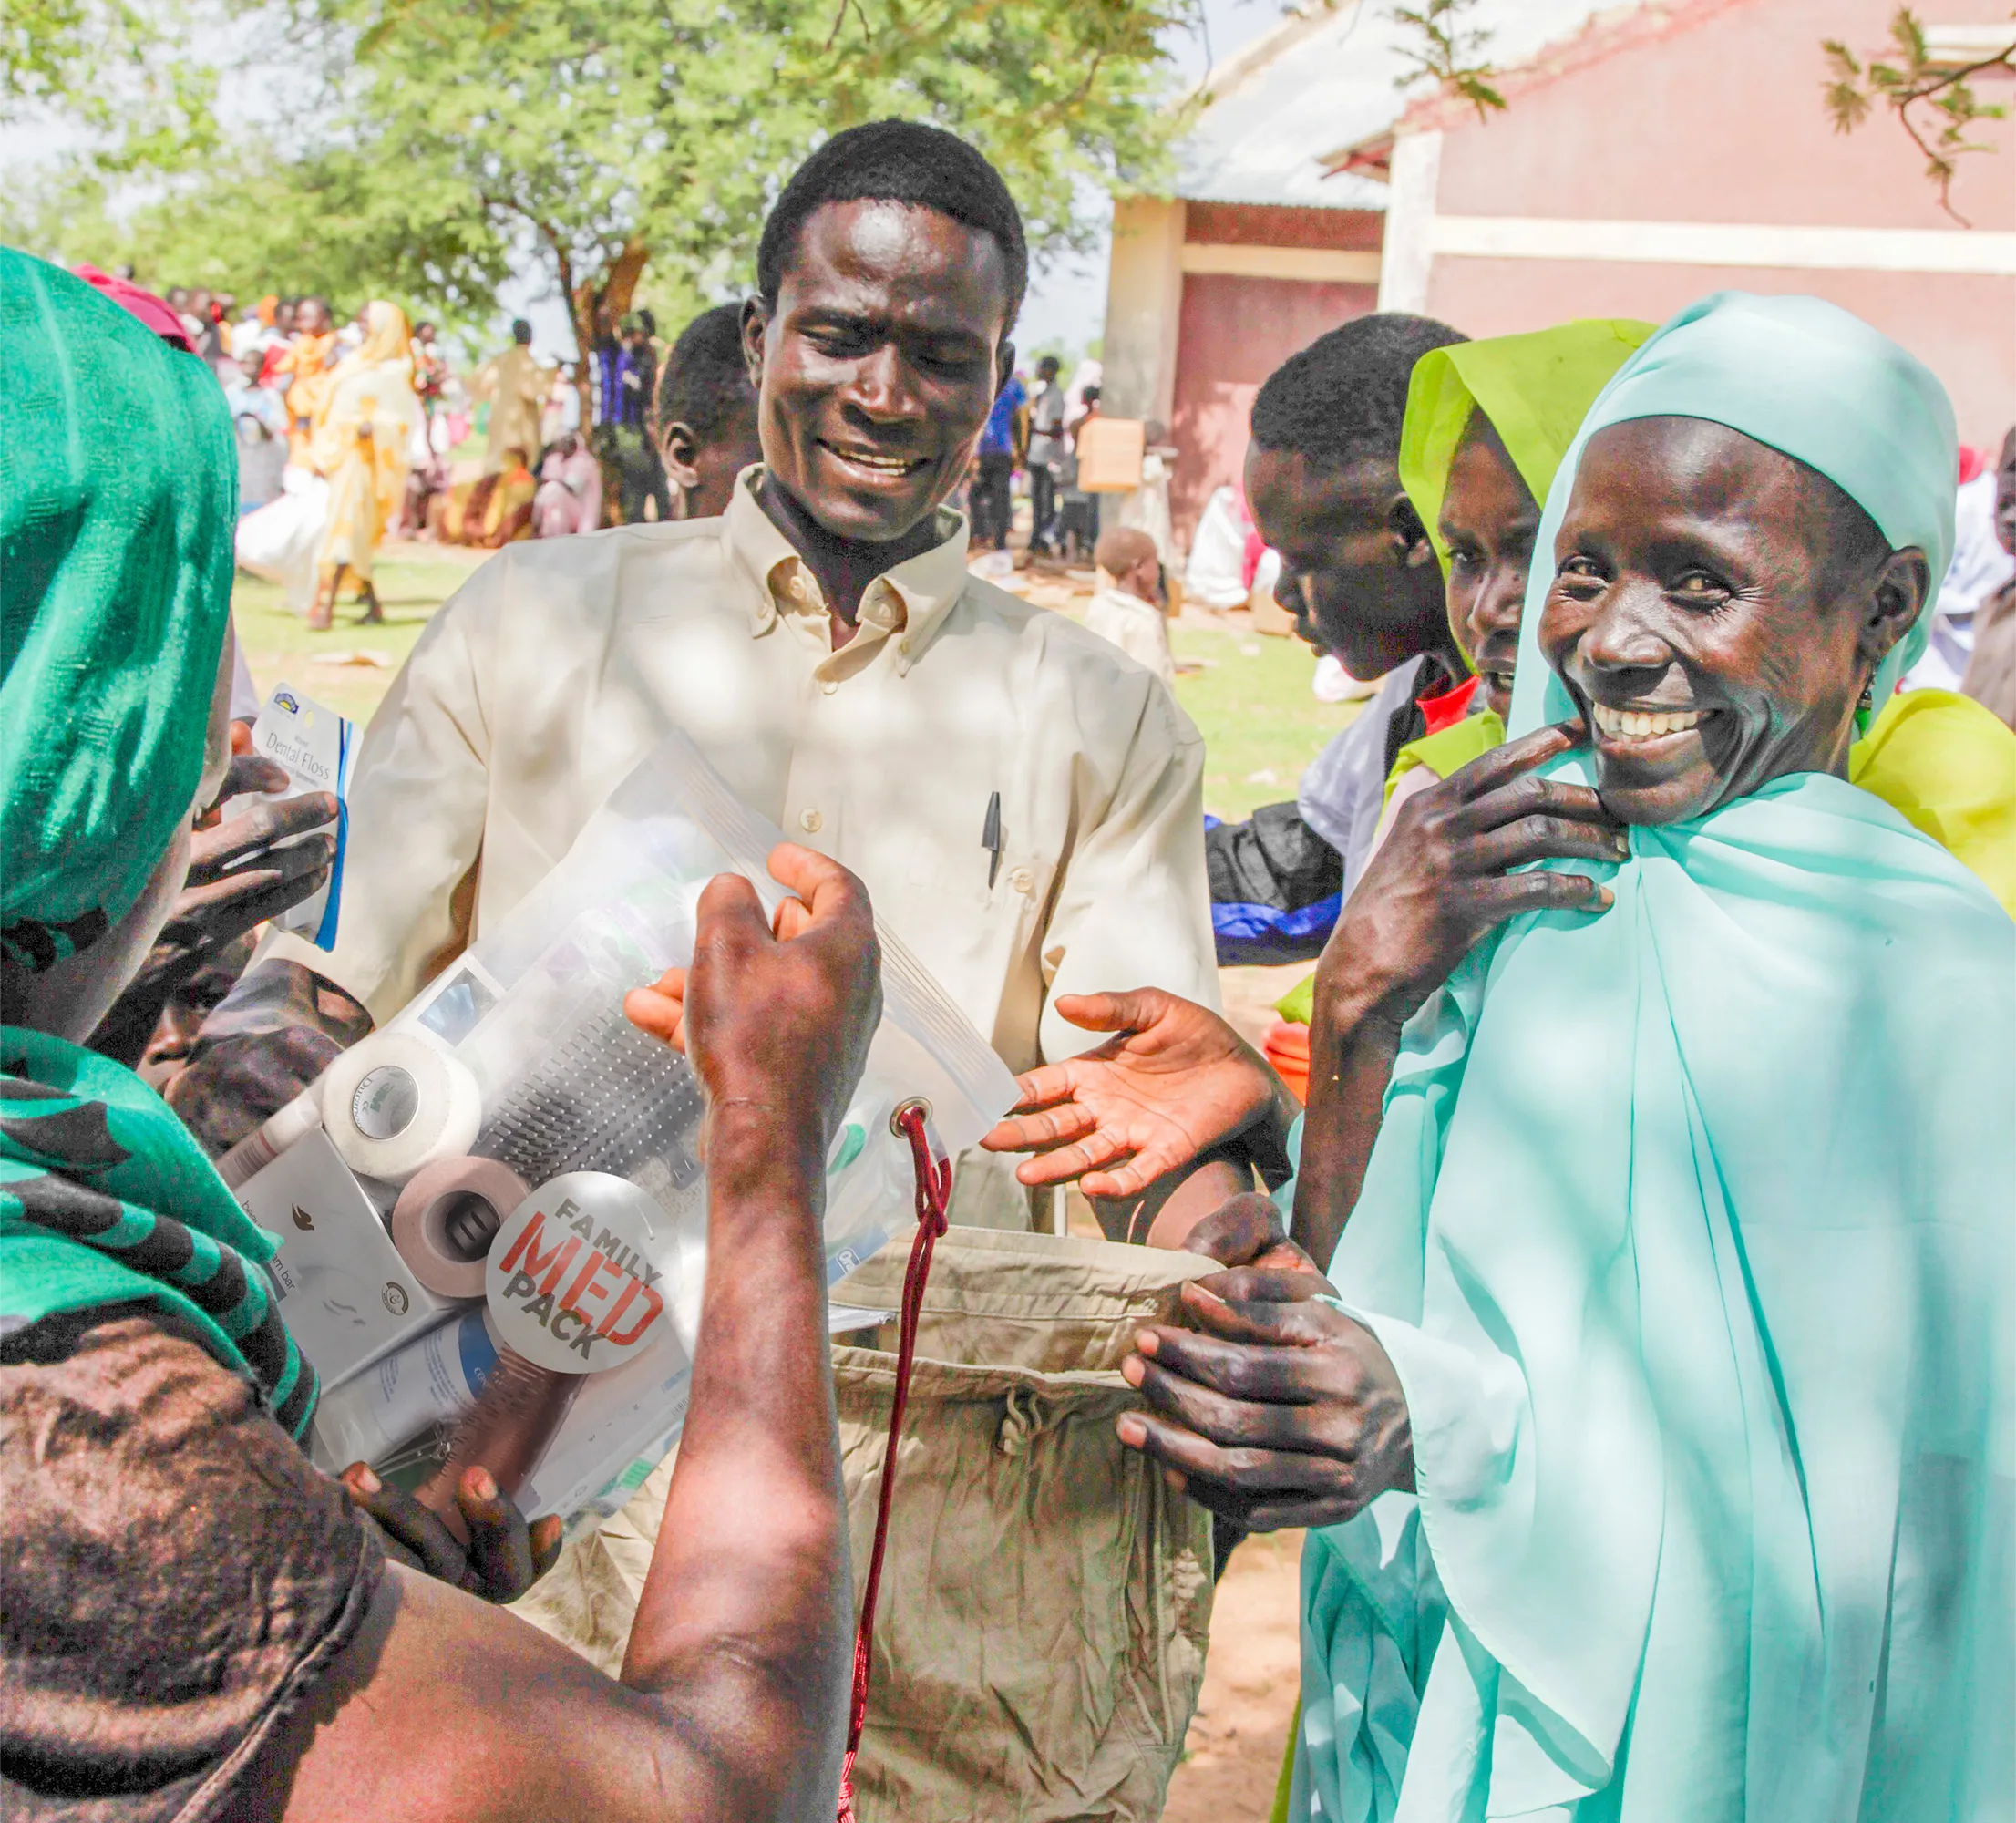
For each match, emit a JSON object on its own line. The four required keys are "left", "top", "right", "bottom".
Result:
{"left": 890, "top": 1096, "right": 933, "bottom": 1136}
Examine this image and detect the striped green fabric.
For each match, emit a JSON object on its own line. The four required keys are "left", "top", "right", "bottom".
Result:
{"left": 0, "top": 1029, "right": 316, "bottom": 1438}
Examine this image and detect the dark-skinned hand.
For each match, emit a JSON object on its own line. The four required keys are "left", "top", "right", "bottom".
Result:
{"left": 624, "top": 842, "right": 883, "bottom": 1151}
{"left": 163, "top": 761, "right": 339, "bottom": 966}
{"left": 339, "top": 1461, "right": 563, "bottom": 1603}
{"left": 166, "top": 959, "right": 373, "bottom": 1153}
{"left": 87, "top": 761, "right": 339, "bottom": 1070}
{"left": 980, "top": 988, "right": 1296, "bottom": 1198}
{"left": 1178, "top": 1190, "right": 1323, "bottom": 1275}
{"left": 1321, "top": 718, "right": 1624, "bottom": 1032}
{"left": 1116, "top": 1269, "right": 1414, "bottom": 1532}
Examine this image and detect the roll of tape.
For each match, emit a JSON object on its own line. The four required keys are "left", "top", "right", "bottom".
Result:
{"left": 321, "top": 1029, "right": 482, "bottom": 1186}
{"left": 391, "top": 1156, "right": 530, "bottom": 1299}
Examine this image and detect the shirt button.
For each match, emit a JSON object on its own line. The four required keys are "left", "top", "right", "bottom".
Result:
{"left": 799, "top": 809, "right": 824, "bottom": 834}
{"left": 821, "top": 679, "right": 838, "bottom": 695}
{"left": 1009, "top": 867, "right": 1034, "bottom": 895}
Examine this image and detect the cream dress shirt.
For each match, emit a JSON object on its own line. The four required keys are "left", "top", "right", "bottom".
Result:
{"left": 266, "top": 471, "right": 1218, "bottom": 1088}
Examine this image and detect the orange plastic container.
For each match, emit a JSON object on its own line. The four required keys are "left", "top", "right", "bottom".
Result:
{"left": 1262, "top": 1018, "right": 1310, "bottom": 1105}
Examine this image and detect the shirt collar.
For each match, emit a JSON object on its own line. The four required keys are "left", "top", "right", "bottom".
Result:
{"left": 724, "top": 467, "right": 972, "bottom": 677}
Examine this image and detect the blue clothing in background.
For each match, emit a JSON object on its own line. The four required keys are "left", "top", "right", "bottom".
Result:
{"left": 979, "top": 376, "right": 1027, "bottom": 458}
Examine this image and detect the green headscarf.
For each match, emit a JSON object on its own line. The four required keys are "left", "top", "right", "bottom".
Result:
{"left": 1291, "top": 294, "right": 2012, "bottom": 1818}
{"left": 0, "top": 252, "right": 315, "bottom": 1440}
{"left": 1, "top": 249, "right": 236, "bottom": 971}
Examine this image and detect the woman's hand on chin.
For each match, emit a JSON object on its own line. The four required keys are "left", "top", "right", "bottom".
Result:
{"left": 1115, "top": 1270, "right": 1414, "bottom": 1533}
{"left": 1320, "top": 718, "right": 1626, "bottom": 1036}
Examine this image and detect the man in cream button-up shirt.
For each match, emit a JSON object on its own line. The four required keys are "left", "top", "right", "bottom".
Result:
{"left": 261, "top": 470, "right": 1215, "bottom": 1110}
{"left": 190, "top": 122, "right": 1219, "bottom": 1231}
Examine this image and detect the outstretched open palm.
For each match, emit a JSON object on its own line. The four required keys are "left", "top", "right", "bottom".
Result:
{"left": 981, "top": 989, "right": 1288, "bottom": 1200}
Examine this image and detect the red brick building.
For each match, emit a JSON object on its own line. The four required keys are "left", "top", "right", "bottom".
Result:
{"left": 1103, "top": 0, "right": 2016, "bottom": 550}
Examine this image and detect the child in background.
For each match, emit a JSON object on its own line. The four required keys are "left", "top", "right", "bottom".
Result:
{"left": 1084, "top": 526, "right": 1175, "bottom": 688}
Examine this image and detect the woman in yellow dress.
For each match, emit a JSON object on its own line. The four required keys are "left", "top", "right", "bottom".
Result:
{"left": 307, "top": 301, "right": 422, "bottom": 630}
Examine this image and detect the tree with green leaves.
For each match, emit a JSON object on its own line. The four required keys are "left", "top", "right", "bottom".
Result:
{"left": 10, "top": 0, "right": 1197, "bottom": 388}
{"left": 2, "top": 0, "right": 218, "bottom": 169}
{"left": 1825, "top": 7, "right": 2016, "bottom": 224}
{"left": 1380, "top": 0, "right": 2012, "bottom": 221}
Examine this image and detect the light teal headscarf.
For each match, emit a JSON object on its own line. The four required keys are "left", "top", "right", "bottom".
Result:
{"left": 1291, "top": 295, "right": 2013, "bottom": 1820}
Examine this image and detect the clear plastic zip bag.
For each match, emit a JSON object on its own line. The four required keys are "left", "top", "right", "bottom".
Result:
{"left": 231, "top": 730, "right": 1015, "bottom": 1529}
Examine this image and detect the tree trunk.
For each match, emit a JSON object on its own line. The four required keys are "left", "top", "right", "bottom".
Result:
{"left": 569, "top": 237, "right": 653, "bottom": 441}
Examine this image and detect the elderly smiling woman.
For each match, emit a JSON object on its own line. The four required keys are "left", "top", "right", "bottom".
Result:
{"left": 996, "top": 294, "right": 2014, "bottom": 1820}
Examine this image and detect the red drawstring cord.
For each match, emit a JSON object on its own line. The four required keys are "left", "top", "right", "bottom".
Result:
{"left": 837, "top": 1099, "right": 953, "bottom": 1823}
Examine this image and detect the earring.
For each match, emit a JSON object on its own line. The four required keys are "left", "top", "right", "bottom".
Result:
{"left": 1858, "top": 678, "right": 1874, "bottom": 713}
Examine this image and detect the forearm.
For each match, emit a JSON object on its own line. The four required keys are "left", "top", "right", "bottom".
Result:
{"left": 1289, "top": 977, "right": 1406, "bottom": 1273}
{"left": 621, "top": 1104, "right": 849, "bottom": 1817}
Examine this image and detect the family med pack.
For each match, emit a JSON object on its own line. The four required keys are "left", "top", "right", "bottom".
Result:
{"left": 221, "top": 731, "right": 1015, "bottom": 1530}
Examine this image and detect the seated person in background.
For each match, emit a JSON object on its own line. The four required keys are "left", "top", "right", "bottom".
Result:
{"left": 998, "top": 294, "right": 2014, "bottom": 1819}
{"left": 434, "top": 444, "right": 539, "bottom": 548}
{"left": 1084, "top": 525, "right": 1176, "bottom": 688}
{"left": 1206, "top": 314, "right": 1470, "bottom": 966}
{"left": 655, "top": 302, "right": 765, "bottom": 520}
{"left": 1, "top": 252, "right": 875, "bottom": 1823}
{"left": 531, "top": 430, "right": 603, "bottom": 538}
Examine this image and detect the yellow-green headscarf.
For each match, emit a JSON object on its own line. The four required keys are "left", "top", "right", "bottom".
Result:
{"left": 1383, "top": 321, "right": 1656, "bottom": 791}
{"left": 1398, "top": 318, "right": 1656, "bottom": 583}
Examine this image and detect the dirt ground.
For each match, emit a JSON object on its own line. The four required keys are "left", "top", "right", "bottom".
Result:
{"left": 1162, "top": 1527, "right": 1303, "bottom": 1822}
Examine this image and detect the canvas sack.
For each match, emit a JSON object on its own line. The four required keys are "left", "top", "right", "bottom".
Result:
{"left": 833, "top": 1226, "right": 1218, "bottom": 1823}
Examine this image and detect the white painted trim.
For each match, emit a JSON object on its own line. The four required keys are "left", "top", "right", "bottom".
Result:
{"left": 1179, "top": 242, "right": 1383, "bottom": 283}
{"left": 1921, "top": 23, "right": 2016, "bottom": 66}
{"left": 1428, "top": 215, "right": 2016, "bottom": 276}
{"left": 1377, "top": 130, "right": 1443, "bottom": 312}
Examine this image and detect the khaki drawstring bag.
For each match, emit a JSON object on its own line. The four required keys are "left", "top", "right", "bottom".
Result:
{"left": 832, "top": 1226, "right": 1218, "bottom": 1823}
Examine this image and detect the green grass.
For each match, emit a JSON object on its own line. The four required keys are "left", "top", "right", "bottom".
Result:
{"left": 235, "top": 561, "right": 1354, "bottom": 817}
{"left": 1168, "top": 623, "right": 1364, "bottom": 820}
{"left": 231, "top": 550, "right": 483, "bottom": 726}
